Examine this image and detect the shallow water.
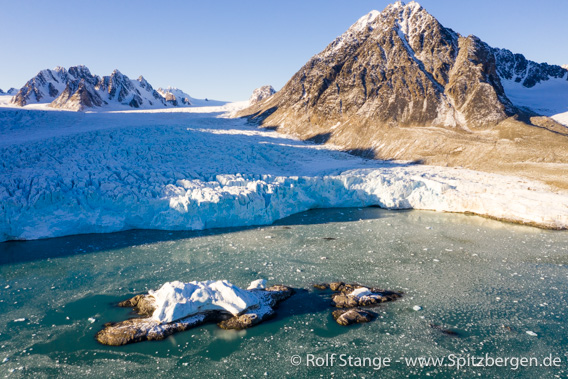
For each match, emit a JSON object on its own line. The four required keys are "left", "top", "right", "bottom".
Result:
{"left": 1, "top": 208, "right": 568, "bottom": 378}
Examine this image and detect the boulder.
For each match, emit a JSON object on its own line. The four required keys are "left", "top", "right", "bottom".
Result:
{"left": 332, "top": 308, "right": 376, "bottom": 326}
{"left": 328, "top": 282, "right": 402, "bottom": 308}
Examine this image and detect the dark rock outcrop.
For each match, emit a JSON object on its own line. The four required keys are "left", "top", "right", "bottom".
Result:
{"left": 117, "top": 294, "right": 156, "bottom": 317}
{"left": 328, "top": 282, "right": 402, "bottom": 308}
{"left": 218, "top": 285, "right": 294, "bottom": 330}
{"left": 313, "top": 281, "right": 402, "bottom": 326}
{"left": 96, "top": 313, "right": 214, "bottom": 346}
{"left": 332, "top": 308, "right": 376, "bottom": 326}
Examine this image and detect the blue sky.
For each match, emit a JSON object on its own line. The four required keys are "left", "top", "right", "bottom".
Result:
{"left": 0, "top": 0, "right": 566, "bottom": 101}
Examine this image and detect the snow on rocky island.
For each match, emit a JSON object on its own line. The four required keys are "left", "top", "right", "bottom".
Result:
{"left": 314, "top": 281, "right": 403, "bottom": 326}
{"left": 96, "top": 279, "right": 294, "bottom": 345}
{"left": 96, "top": 279, "right": 406, "bottom": 345}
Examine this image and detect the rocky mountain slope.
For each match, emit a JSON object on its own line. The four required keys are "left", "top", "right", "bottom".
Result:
{"left": 10, "top": 66, "right": 205, "bottom": 111}
{"left": 238, "top": 1, "right": 568, "bottom": 188}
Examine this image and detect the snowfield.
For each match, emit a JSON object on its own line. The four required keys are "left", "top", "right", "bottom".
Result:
{"left": 1, "top": 96, "right": 568, "bottom": 242}
{"left": 501, "top": 76, "right": 568, "bottom": 121}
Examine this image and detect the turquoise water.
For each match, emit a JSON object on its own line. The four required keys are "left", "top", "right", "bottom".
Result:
{"left": 1, "top": 208, "right": 568, "bottom": 378}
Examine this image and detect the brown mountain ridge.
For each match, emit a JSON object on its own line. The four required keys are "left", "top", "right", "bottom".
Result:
{"left": 237, "top": 1, "right": 568, "bottom": 189}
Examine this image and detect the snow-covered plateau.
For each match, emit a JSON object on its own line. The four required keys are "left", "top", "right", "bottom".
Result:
{"left": 1, "top": 95, "right": 568, "bottom": 242}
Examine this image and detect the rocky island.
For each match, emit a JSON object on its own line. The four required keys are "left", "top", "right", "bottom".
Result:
{"left": 96, "top": 280, "right": 294, "bottom": 346}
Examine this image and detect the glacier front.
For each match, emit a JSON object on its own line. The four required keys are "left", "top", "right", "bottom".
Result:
{"left": 1, "top": 101, "right": 567, "bottom": 242}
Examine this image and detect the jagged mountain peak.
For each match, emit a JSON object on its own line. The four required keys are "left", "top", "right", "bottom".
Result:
{"left": 52, "top": 66, "right": 67, "bottom": 74}
{"left": 347, "top": 1, "right": 430, "bottom": 33}
{"left": 385, "top": 0, "right": 423, "bottom": 13}
{"left": 137, "top": 75, "right": 154, "bottom": 91}
{"left": 9, "top": 65, "right": 205, "bottom": 111}
{"left": 68, "top": 65, "right": 93, "bottom": 77}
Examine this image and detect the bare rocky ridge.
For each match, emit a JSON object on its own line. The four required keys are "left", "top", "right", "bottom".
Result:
{"left": 238, "top": 1, "right": 568, "bottom": 189}
{"left": 494, "top": 49, "right": 567, "bottom": 89}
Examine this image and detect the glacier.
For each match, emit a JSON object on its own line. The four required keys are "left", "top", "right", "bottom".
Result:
{"left": 1, "top": 97, "right": 568, "bottom": 242}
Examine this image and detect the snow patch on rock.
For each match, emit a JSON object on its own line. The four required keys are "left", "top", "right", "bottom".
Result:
{"left": 552, "top": 111, "right": 568, "bottom": 127}
{"left": 247, "top": 279, "right": 267, "bottom": 290}
{"left": 149, "top": 280, "right": 263, "bottom": 323}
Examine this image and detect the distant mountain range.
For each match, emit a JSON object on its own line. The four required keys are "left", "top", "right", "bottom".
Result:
{"left": 0, "top": 88, "right": 18, "bottom": 95}
{"left": 238, "top": 1, "right": 568, "bottom": 187}
{"left": 8, "top": 66, "right": 222, "bottom": 111}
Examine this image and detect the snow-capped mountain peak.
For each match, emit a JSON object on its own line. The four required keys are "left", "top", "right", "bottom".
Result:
{"left": 9, "top": 66, "right": 221, "bottom": 111}
{"left": 249, "top": 85, "right": 276, "bottom": 105}
{"left": 137, "top": 75, "right": 151, "bottom": 89}
{"left": 387, "top": 0, "right": 422, "bottom": 12}
{"left": 239, "top": 0, "right": 568, "bottom": 160}
{"left": 157, "top": 87, "right": 192, "bottom": 106}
